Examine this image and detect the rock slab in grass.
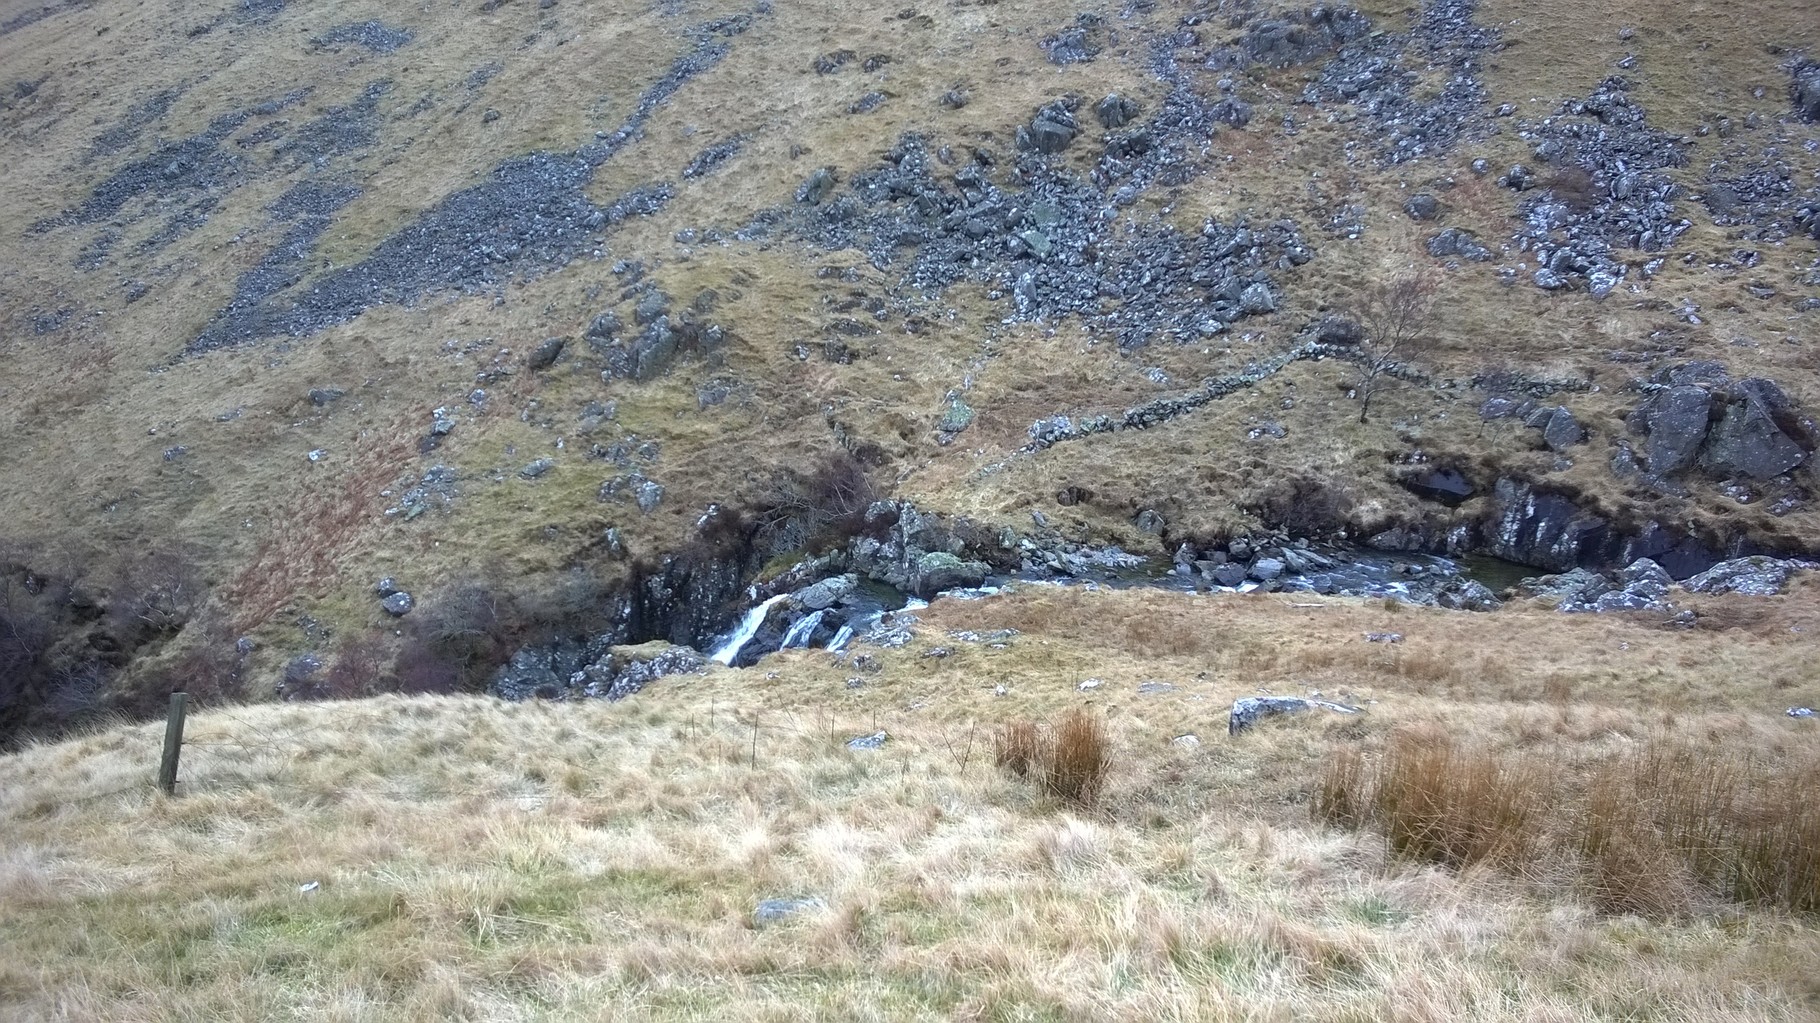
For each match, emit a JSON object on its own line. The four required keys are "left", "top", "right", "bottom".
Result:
{"left": 1229, "top": 696, "right": 1362, "bottom": 736}
{"left": 754, "top": 896, "right": 827, "bottom": 928}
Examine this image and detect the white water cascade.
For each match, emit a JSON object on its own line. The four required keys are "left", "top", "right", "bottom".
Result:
{"left": 780, "top": 609, "right": 826, "bottom": 649}
{"left": 708, "top": 593, "right": 790, "bottom": 665}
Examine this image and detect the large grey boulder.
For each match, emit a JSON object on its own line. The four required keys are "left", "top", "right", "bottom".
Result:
{"left": 1699, "top": 379, "right": 1809, "bottom": 480}
{"left": 1682, "top": 556, "right": 1807, "bottom": 597}
{"left": 1630, "top": 385, "right": 1713, "bottom": 474}
{"left": 1794, "top": 61, "right": 1820, "bottom": 123}
{"left": 1542, "top": 407, "right": 1585, "bottom": 452}
{"left": 1229, "top": 696, "right": 1361, "bottom": 736}
{"left": 910, "top": 551, "right": 989, "bottom": 597}
{"left": 794, "top": 574, "right": 857, "bottom": 611}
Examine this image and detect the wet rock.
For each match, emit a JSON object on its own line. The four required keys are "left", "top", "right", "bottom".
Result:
{"left": 381, "top": 591, "right": 414, "bottom": 616}
{"left": 1228, "top": 696, "right": 1361, "bottom": 736}
{"left": 1249, "top": 557, "right": 1286, "bottom": 582}
{"left": 1435, "top": 578, "right": 1500, "bottom": 611}
{"left": 376, "top": 577, "right": 402, "bottom": 597}
{"left": 1485, "top": 479, "right": 1610, "bottom": 572}
{"left": 526, "top": 336, "right": 566, "bottom": 370}
{"left": 795, "top": 574, "right": 857, "bottom": 610}
{"left": 1212, "top": 563, "right": 1249, "bottom": 587}
{"left": 910, "top": 551, "right": 988, "bottom": 597}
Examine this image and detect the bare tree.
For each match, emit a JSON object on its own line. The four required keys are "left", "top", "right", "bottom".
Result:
{"left": 1351, "top": 274, "right": 1439, "bottom": 424}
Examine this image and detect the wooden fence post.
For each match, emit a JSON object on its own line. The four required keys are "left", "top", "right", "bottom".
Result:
{"left": 158, "top": 693, "right": 188, "bottom": 796}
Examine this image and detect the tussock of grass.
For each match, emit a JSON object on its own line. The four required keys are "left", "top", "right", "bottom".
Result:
{"left": 1319, "top": 729, "right": 1820, "bottom": 916}
{"left": 1044, "top": 707, "right": 1110, "bottom": 805}
{"left": 994, "top": 708, "right": 1110, "bottom": 804}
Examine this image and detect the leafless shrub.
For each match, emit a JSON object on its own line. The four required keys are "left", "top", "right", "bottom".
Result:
{"left": 1350, "top": 274, "right": 1439, "bottom": 424}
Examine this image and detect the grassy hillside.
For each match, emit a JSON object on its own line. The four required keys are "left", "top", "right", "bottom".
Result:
{"left": 4, "top": 583, "right": 1819, "bottom": 1020}
{"left": 1, "top": 0, "right": 1818, "bottom": 718}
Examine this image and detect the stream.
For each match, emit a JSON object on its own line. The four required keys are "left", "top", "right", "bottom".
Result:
{"left": 703, "top": 546, "right": 1512, "bottom": 668}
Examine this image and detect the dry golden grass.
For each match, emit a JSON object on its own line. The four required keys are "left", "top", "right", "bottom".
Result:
{"left": 1320, "top": 727, "right": 1820, "bottom": 918}
{"left": 3, "top": 577, "right": 1820, "bottom": 1021}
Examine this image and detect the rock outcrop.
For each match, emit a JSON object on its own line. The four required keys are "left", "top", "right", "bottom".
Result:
{"left": 1628, "top": 367, "right": 1813, "bottom": 480}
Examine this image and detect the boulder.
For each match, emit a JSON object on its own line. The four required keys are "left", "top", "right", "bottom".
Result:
{"left": 1793, "top": 61, "right": 1820, "bottom": 123}
{"left": 1229, "top": 696, "right": 1361, "bottom": 736}
{"left": 1211, "top": 563, "right": 1250, "bottom": 587}
{"left": 910, "top": 551, "right": 989, "bottom": 597}
{"left": 794, "top": 574, "right": 857, "bottom": 611}
{"left": 1516, "top": 567, "right": 1610, "bottom": 606}
{"left": 1403, "top": 193, "right": 1441, "bottom": 221}
{"left": 754, "top": 897, "right": 826, "bottom": 928}
{"left": 381, "top": 591, "right": 414, "bottom": 616}
{"left": 1682, "top": 556, "right": 1805, "bottom": 597}
{"left": 1249, "top": 557, "right": 1286, "bottom": 582}
{"left": 1699, "top": 379, "right": 1809, "bottom": 480}
{"left": 1434, "top": 578, "right": 1500, "bottom": 611}
{"left": 1630, "top": 385, "right": 1712, "bottom": 474}
{"left": 526, "top": 336, "right": 566, "bottom": 370}
{"left": 1094, "top": 93, "right": 1140, "bottom": 129}
{"left": 845, "top": 731, "right": 888, "bottom": 750}
{"left": 1019, "top": 101, "right": 1079, "bottom": 154}
{"left": 1542, "top": 407, "right": 1585, "bottom": 451}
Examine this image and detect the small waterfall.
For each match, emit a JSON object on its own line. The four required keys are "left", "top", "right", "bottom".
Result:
{"left": 709, "top": 593, "right": 790, "bottom": 666}
{"left": 827, "top": 622, "right": 857, "bottom": 652}
{"left": 780, "top": 609, "right": 826, "bottom": 649}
